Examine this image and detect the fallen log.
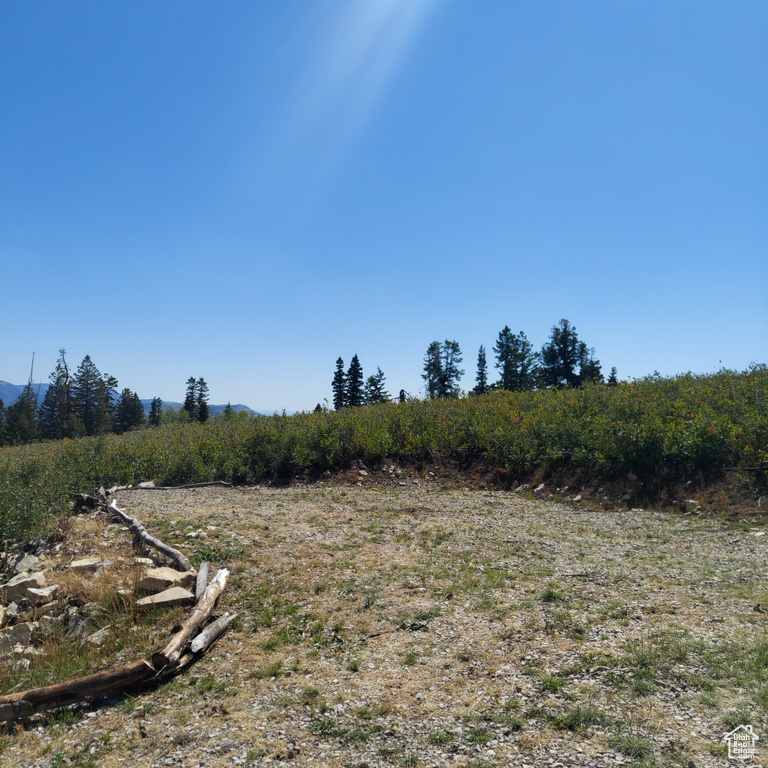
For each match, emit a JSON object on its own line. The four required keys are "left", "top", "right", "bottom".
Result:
{"left": 195, "top": 561, "right": 210, "bottom": 603}
{"left": 107, "top": 501, "right": 194, "bottom": 573}
{"left": 151, "top": 568, "right": 229, "bottom": 672}
{"left": 190, "top": 612, "right": 238, "bottom": 654}
{"left": 0, "top": 661, "right": 156, "bottom": 722}
{"left": 109, "top": 481, "right": 234, "bottom": 493}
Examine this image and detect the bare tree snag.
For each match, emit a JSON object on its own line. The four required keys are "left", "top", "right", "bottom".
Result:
{"left": 190, "top": 612, "right": 238, "bottom": 654}
{"left": 195, "top": 561, "right": 210, "bottom": 603}
{"left": 0, "top": 661, "right": 156, "bottom": 722}
{"left": 151, "top": 568, "right": 229, "bottom": 671}
{"left": 108, "top": 481, "right": 234, "bottom": 493}
{"left": 107, "top": 501, "right": 194, "bottom": 573}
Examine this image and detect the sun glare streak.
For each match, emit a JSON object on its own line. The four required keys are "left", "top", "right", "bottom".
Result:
{"left": 273, "top": 0, "right": 438, "bottom": 180}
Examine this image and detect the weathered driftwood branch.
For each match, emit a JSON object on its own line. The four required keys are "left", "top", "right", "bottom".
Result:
{"left": 0, "top": 661, "right": 156, "bottom": 722}
{"left": 108, "top": 481, "right": 234, "bottom": 493}
{"left": 195, "top": 561, "right": 210, "bottom": 603}
{"left": 190, "top": 612, "right": 238, "bottom": 654}
{"left": 107, "top": 501, "right": 194, "bottom": 573}
{"left": 151, "top": 568, "right": 229, "bottom": 672}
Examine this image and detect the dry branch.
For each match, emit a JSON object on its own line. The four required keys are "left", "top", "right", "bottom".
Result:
{"left": 195, "top": 561, "right": 210, "bottom": 603}
{"left": 0, "top": 661, "right": 156, "bottom": 722}
{"left": 109, "top": 481, "right": 234, "bottom": 493}
{"left": 190, "top": 612, "right": 238, "bottom": 654}
{"left": 152, "top": 568, "right": 229, "bottom": 672}
{"left": 106, "top": 501, "right": 194, "bottom": 573}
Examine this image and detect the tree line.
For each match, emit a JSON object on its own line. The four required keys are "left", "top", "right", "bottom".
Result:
{"left": 0, "top": 350, "right": 213, "bottom": 446}
{"left": 330, "top": 319, "right": 618, "bottom": 409}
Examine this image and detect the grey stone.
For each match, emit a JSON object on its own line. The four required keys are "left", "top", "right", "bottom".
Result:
{"left": 86, "top": 625, "right": 113, "bottom": 647}
{"left": 14, "top": 554, "right": 40, "bottom": 574}
{"left": 138, "top": 567, "right": 195, "bottom": 593}
{"left": 1, "top": 571, "right": 47, "bottom": 602}
{"left": 136, "top": 587, "right": 194, "bottom": 609}
{"left": 70, "top": 556, "right": 102, "bottom": 571}
{"left": 26, "top": 585, "right": 58, "bottom": 604}
{"left": 0, "top": 622, "right": 35, "bottom": 656}
{"left": 684, "top": 499, "right": 701, "bottom": 513}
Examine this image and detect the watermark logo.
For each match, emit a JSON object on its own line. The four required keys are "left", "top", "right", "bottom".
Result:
{"left": 723, "top": 724, "right": 759, "bottom": 761}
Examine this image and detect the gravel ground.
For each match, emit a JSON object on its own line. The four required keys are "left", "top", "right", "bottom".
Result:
{"left": 2, "top": 475, "right": 766, "bottom": 768}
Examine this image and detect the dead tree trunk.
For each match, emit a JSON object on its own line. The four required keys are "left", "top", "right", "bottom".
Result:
{"left": 151, "top": 568, "right": 229, "bottom": 671}
{"left": 0, "top": 661, "right": 157, "bottom": 722}
{"left": 107, "top": 501, "right": 194, "bottom": 573}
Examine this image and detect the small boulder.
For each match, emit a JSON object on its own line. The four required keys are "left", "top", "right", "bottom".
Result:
{"left": 86, "top": 626, "right": 113, "bottom": 647}
{"left": 138, "top": 567, "right": 195, "bottom": 593}
{"left": 2, "top": 571, "right": 47, "bottom": 603}
{"left": 14, "top": 554, "right": 40, "bottom": 574}
{"left": 70, "top": 556, "right": 102, "bottom": 571}
{"left": 136, "top": 587, "right": 194, "bottom": 609}
{"left": 683, "top": 499, "right": 701, "bottom": 513}
{"left": 0, "top": 622, "right": 35, "bottom": 656}
{"left": 26, "top": 585, "right": 58, "bottom": 604}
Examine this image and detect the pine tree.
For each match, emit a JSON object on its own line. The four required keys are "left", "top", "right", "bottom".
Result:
{"left": 422, "top": 341, "right": 443, "bottom": 399}
{"left": 473, "top": 345, "right": 488, "bottom": 395}
{"left": 71, "top": 355, "right": 107, "bottom": 436}
{"left": 332, "top": 358, "right": 346, "bottom": 410}
{"left": 39, "top": 349, "right": 76, "bottom": 439}
{"left": 0, "top": 399, "right": 5, "bottom": 446}
{"left": 222, "top": 403, "right": 236, "bottom": 420}
{"left": 196, "top": 378, "right": 210, "bottom": 422}
{"left": 607, "top": 367, "right": 619, "bottom": 386}
{"left": 4, "top": 383, "right": 38, "bottom": 445}
{"left": 423, "top": 340, "right": 464, "bottom": 398}
{"left": 364, "top": 367, "right": 390, "bottom": 404}
{"left": 540, "top": 319, "right": 599, "bottom": 388}
{"left": 182, "top": 376, "right": 198, "bottom": 421}
{"left": 494, "top": 327, "right": 538, "bottom": 391}
{"left": 346, "top": 355, "right": 364, "bottom": 407}
{"left": 94, "top": 374, "right": 118, "bottom": 435}
{"left": 115, "top": 388, "right": 144, "bottom": 433}
{"left": 440, "top": 340, "right": 464, "bottom": 398}
{"left": 149, "top": 397, "right": 163, "bottom": 426}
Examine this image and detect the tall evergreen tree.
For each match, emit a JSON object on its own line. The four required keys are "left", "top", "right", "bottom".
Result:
{"left": 346, "top": 355, "right": 364, "bottom": 407}
{"left": 0, "top": 399, "right": 5, "bottom": 446}
{"left": 440, "top": 340, "right": 464, "bottom": 398}
{"left": 473, "top": 345, "right": 489, "bottom": 395}
{"left": 196, "top": 378, "right": 210, "bottom": 422}
{"left": 494, "top": 327, "right": 538, "bottom": 391}
{"left": 364, "top": 367, "right": 390, "bottom": 405}
{"left": 39, "top": 349, "right": 75, "bottom": 439}
{"left": 4, "top": 383, "right": 38, "bottom": 445}
{"left": 182, "top": 376, "right": 198, "bottom": 421}
{"left": 607, "top": 367, "right": 619, "bottom": 386}
{"left": 332, "top": 358, "right": 346, "bottom": 410}
{"left": 222, "top": 403, "right": 236, "bottom": 420}
{"left": 115, "top": 388, "right": 144, "bottom": 433}
{"left": 423, "top": 340, "right": 464, "bottom": 398}
{"left": 72, "top": 355, "right": 113, "bottom": 436}
{"left": 149, "top": 397, "right": 163, "bottom": 427}
{"left": 422, "top": 341, "right": 443, "bottom": 399}
{"left": 539, "top": 319, "right": 599, "bottom": 388}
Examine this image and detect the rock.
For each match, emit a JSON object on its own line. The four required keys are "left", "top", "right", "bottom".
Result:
{"left": 136, "top": 587, "right": 195, "bottom": 609}
{"left": 573, "top": 494, "right": 582, "bottom": 502}
{"left": 14, "top": 554, "right": 40, "bottom": 574}
{"left": 0, "top": 622, "right": 35, "bottom": 656}
{"left": 534, "top": 483, "right": 546, "bottom": 492}
{"left": 134, "top": 557, "right": 155, "bottom": 567}
{"left": 86, "top": 625, "right": 113, "bottom": 647}
{"left": 70, "top": 556, "right": 102, "bottom": 571}
{"left": 137, "top": 481, "right": 156, "bottom": 488}
{"left": 683, "top": 499, "right": 700, "bottom": 513}
{"left": 26, "top": 585, "right": 58, "bottom": 604}
{"left": 5, "top": 602, "right": 20, "bottom": 620}
{"left": 0, "top": 605, "right": 5, "bottom": 628}
{"left": 627, "top": 472, "right": 638, "bottom": 482}
{"left": 138, "top": 567, "right": 195, "bottom": 593}
{"left": 1, "top": 571, "right": 47, "bottom": 602}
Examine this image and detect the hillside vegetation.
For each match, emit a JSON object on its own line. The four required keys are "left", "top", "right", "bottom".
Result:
{"left": 1, "top": 366, "right": 766, "bottom": 544}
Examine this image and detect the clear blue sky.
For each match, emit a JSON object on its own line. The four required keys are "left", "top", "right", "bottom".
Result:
{"left": 1, "top": 1, "right": 766, "bottom": 412}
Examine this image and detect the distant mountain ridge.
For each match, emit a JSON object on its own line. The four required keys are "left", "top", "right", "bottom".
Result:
{"left": 0, "top": 380, "right": 260, "bottom": 416}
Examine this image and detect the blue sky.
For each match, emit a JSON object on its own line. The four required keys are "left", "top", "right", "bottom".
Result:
{"left": 1, "top": 1, "right": 766, "bottom": 411}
